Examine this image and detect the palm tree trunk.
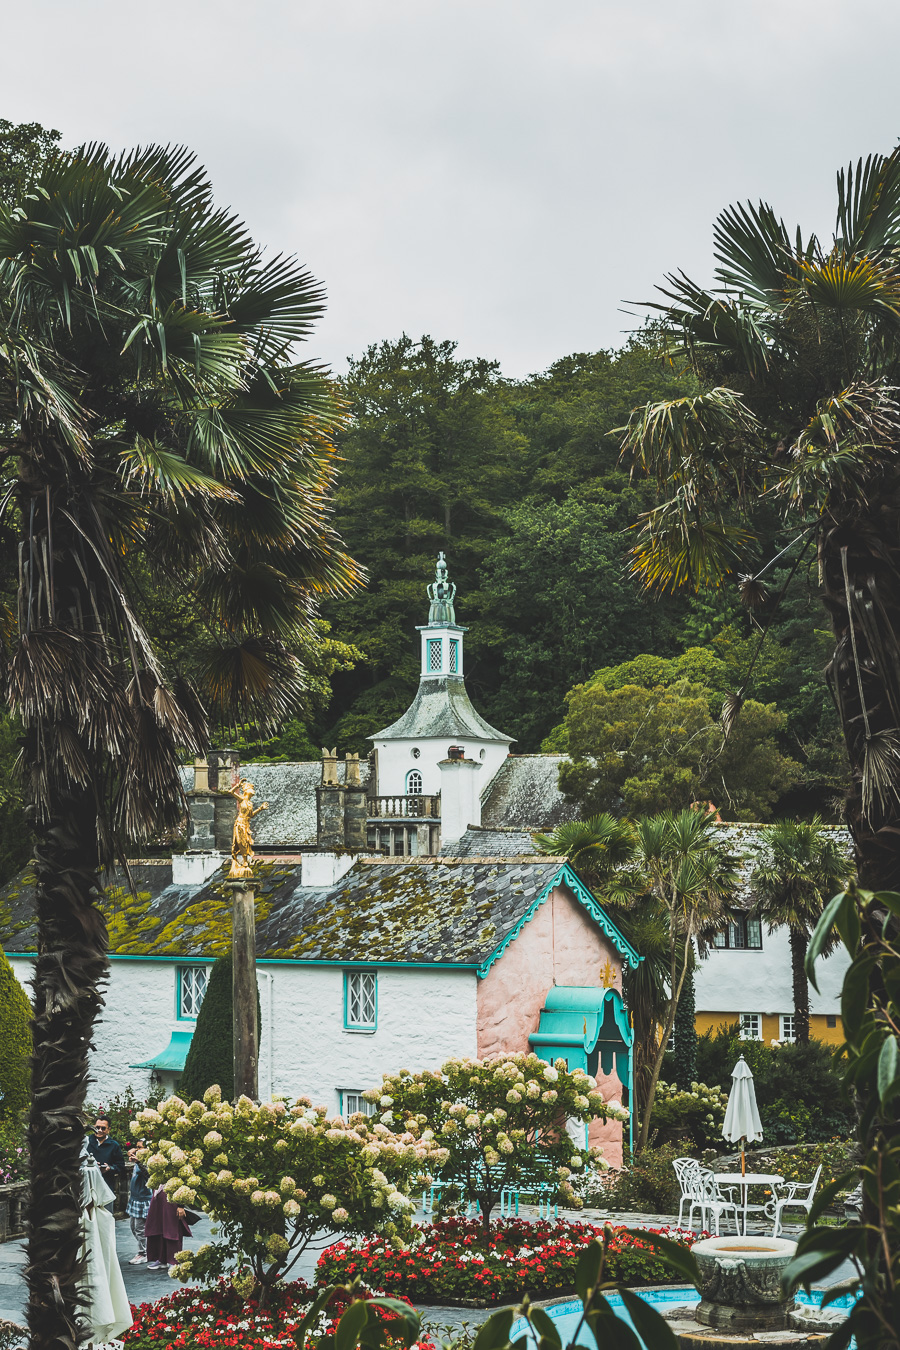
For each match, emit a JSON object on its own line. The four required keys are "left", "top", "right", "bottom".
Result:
{"left": 823, "top": 531, "right": 900, "bottom": 892}
{"left": 789, "top": 928, "right": 810, "bottom": 1045}
{"left": 26, "top": 784, "right": 109, "bottom": 1350}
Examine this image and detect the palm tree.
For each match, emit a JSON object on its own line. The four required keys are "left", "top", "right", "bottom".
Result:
{"left": 0, "top": 145, "right": 361, "bottom": 1349}
{"left": 536, "top": 809, "right": 738, "bottom": 1151}
{"left": 626, "top": 809, "right": 739, "bottom": 1152}
{"left": 621, "top": 147, "right": 900, "bottom": 892}
{"left": 751, "top": 817, "right": 853, "bottom": 1044}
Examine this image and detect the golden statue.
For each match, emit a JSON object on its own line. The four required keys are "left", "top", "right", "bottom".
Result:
{"left": 228, "top": 779, "right": 269, "bottom": 879}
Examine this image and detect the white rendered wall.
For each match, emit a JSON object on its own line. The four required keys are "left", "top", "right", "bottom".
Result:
{"left": 439, "top": 759, "right": 483, "bottom": 844}
{"left": 265, "top": 964, "right": 477, "bottom": 1112}
{"left": 374, "top": 736, "right": 508, "bottom": 800}
{"left": 7, "top": 956, "right": 477, "bottom": 1115}
{"left": 694, "top": 929, "right": 848, "bottom": 1015}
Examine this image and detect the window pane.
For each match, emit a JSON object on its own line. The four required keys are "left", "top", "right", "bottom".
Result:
{"left": 346, "top": 971, "right": 377, "bottom": 1027}
{"left": 739, "top": 1012, "right": 761, "bottom": 1040}
{"left": 780, "top": 1014, "right": 796, "bottom": 1042}
{"left": 343, "top": 1092, "right": 376, "bottom": 1119}
{"left": 449, "top": 640, "right": 459, "bottom": 673}
{"left": 406, "top": 770, "right": 423, "bottom": 795}
{"left": 746, "top": 918, "right": 762, "bottom": 949}
{"left": 712, "top": 929, "right": 726, "bottom": 949}
{"left": 180, "top": 966, "right": 209, "bottom": 1018}
{"left": 428, "top": 639, "right": 442, "bottom": 671}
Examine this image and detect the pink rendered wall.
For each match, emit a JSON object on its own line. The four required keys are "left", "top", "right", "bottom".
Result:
{"left": 476, "top": 885, "right": 626, "bottom": 1169}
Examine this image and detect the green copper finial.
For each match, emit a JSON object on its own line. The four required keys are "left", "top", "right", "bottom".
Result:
{"left": 427, "top": 551, "right": 457, "bottom": 624}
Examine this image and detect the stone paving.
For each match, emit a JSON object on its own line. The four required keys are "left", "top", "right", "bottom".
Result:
{"left": 0, "top": 1205, "right": 819, "bottom": 1339}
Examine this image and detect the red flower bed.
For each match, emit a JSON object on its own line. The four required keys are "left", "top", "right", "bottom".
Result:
{"left": 121, "top": 1277, "right": 433, "bottom": 1350}
{"left": 317, "top": 1218, "right": 702, "bottom": 1304}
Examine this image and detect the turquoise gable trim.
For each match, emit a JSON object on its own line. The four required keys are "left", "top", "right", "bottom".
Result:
{"left": 476, "top": 863, "right": 642, "bottom": 978}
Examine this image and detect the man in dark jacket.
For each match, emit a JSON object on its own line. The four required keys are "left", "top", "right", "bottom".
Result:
{"left": 86, "top": 1116, "right": 126, "bottom": 1205}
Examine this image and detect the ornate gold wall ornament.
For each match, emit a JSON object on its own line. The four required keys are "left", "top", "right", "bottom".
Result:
{"left": 228, "top": 779, "right": 269, "bottom": 879}
{"left": 599, "top": 958, "right": 617, "bottom": 990}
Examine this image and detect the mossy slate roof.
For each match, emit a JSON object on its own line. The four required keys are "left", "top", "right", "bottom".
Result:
{"left": 0, "top": 857, "right": 570, "bottom": 967}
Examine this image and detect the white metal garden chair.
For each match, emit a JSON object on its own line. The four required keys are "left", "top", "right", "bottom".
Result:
{"left": 673, "top": 1157, "right": 708, "bottom": 1230}
{"left": 765, "top": 1164, "right": 823, "bottom": 1236}
{"left": 698, "top": 1167, "right": 741, "bottom": 1236}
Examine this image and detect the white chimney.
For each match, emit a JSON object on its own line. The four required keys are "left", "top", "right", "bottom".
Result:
{"left": 438, "top": 752, "right": 482, "bottom": 847}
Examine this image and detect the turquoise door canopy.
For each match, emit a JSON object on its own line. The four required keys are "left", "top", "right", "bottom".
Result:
{"left": 529, "top": 985, "right": 632, "bottom": 1082}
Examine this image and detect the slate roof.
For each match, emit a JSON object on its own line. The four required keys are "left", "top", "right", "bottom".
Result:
{"left": 481, "top": 755, "right": 578, "bottom": 831}
{"left": 372, "top": 677, "right": 512, "bottom": 743}
{"left": 442, "top": 828, "right": 542, "bottom": 858}
{"left": 178, "top": 761, "right": 372, "bottom": 848}
{"left": 0, "top": 856, "right": 599, "bottom": 969}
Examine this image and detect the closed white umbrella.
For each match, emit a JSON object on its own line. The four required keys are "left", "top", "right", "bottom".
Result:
{"left": 722, "top": 1055, "right": 763, "bottom": 1176}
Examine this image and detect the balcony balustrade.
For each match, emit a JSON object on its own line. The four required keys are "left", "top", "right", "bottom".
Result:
{"left": 367, "top": 794, "right": 440, "bottom": 819}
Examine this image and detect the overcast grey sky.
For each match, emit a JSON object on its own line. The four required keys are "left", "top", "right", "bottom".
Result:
{"left": 4, "top": 0, "right": 900, "bottom": 379}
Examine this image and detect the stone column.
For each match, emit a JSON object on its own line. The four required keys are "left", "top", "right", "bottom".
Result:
{"left": 230, "top": 880, "right": 258, "bottom": 1101}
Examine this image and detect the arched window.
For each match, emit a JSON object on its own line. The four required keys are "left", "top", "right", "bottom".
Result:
{"left": 406, "top": 770, "right": 423, "bottom": 795}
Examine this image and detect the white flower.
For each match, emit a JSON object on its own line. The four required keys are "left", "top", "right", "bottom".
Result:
{"left": 543, "top": 1066, "right": 559, "bottom": 1082}
{"left": 333, "top": 1207, "right": 350, "bottom": 1223}
{"left": 380, "top": 1095, "right": 393, "bottom": 1107}
{"left": 320, "top": 1194, "right": 337, "bottom": 1210}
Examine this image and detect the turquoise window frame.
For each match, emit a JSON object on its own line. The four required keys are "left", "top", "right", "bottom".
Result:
{"left": 344, "top": 969, "right": 377, "bottom": 1030}
{"left": 449, "top": 639, "right": 459, "bottom": 673}
{"left": 427, "top": 638, "right": 442, "bottom": 671}
{"left": 176, "top": 965, "right": 209, "bottom": 1021}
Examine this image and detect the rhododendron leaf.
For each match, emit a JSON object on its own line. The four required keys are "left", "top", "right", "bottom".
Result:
{"left": 528, "top": 1307, "right": 562, "bottom": 1347}
{"left": 616, "top": 1229, "right": 699, "bottom": 1285}
{"left": 473, "top": 1307, "right": 515, "bottom": 1350}
{"left": 364, "top": 1297, "right": 421, "bottom": 1348}
{"left": 575, "top": 1239, "right": 604, "bottom": 1300}
{"left": 616, "top": 1288, "right": 679, "bottom": 1349}
{"left": 336, "top": 1298, "right": 370, "bottom": 1350}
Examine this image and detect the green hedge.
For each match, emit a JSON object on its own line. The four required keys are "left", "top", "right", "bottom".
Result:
{"left": 0, "top": 948, "right": 31, "bottom": 1117}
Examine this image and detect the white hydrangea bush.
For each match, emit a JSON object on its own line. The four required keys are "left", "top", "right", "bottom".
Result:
{"left": 133, "top": 1087, "right": 437, "bottom": 1297}
{"left": 650, "top": 1079, "right": 729, "bottom": 1146}
{"left": 364, "top": 1053, "right": 629, "bottom": 1231}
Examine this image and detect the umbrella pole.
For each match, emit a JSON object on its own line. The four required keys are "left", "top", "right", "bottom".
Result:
{"left": 741, "top": 1138, "right": 746, "bottom": 1176}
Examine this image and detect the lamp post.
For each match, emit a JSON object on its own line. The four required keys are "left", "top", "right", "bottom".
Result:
{"left": 227, "top": 779, "right": 268, "bottom": 1101}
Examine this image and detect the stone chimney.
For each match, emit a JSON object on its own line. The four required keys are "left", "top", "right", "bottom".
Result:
{"left": 175, "top": 751, "right": 240, "bottom": 884}
{"left": 316, "top": 747, "right": 345, "bottom": 848}
{"left": 438, "top": 753, "right": 482, "bottom": 847}
{"left": 344, "top": 753, "right": 367, "bottom": 851}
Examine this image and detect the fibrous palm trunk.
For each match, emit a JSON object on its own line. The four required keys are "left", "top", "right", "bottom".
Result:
{"left": 26, "top": 784, "right": 109, "bottom": 1350}
{"left": 788, "top": 928, "right": 810, "bottom": 1046}
{"left": 822, "top": 504, "right": 900, "bottom": 893}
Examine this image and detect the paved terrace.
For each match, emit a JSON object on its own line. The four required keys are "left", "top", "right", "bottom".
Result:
{"left": 0, "top": 1204, "right": 814, "bottom": 1342}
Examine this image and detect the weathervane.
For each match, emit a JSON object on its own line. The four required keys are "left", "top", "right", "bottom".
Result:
{"left": 228, "top": 779, "right": 269, "bottom": 878}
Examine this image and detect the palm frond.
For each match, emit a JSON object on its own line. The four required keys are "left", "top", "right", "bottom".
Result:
{"left": 737, "top": 573, "right": 768, "bottom": 609}
{"left": 629, "top": 495, "right": 754, "bottom": 594}
{"left": 798, "top": 252, "right": 900, "bottom": 315}
{"left": 119, "top": 440, "right": 241, "bottom": 502}
{"left": 862, "top": 729, "right": 900, "bottom": 820}
{"left": 621, "top": 387, "right": 761, "bottom": 490}
{"left": 835, "top": 150, "right": 900, "bottom": 255}
{"left": 200, "top": 637, "right": 308, "bottom": 732}
{"left": 712, "top": 198, "right": 803, "bottom": 304}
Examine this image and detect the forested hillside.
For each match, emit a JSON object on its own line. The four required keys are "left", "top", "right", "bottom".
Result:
{"left": 320, "top": 333, "right": 845, "bottom": 818}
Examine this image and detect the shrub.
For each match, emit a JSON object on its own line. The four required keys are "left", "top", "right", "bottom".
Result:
{"left": 588, "top": 1142, "right": 686, "bottom": 1215}
{"left": 179, "top": 957, "right": 236, "bottom": 1103}
{"left": 317, "top": 1217, "right": 702, "bottom": 1301}
{"left": 0, "top": 948, "right": 30, "bottom": 1119}
{"left": 135, "top": 1088, "right": 438, "bottom": 1300}
{"left": 367, "top": 1054, "right": 628, "bottom": 1233}
{"left": 695, "top": 1023, "right": 853, "bottom": 1143}
{"left": 648, "top": 1080, "right": 728, "bottom": 1149}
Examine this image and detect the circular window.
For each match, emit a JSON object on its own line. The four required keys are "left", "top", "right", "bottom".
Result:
{"left": 411, "top": 747, "right": 420, "bottom": 759}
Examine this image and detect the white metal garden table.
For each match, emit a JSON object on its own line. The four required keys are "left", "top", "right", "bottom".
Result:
{"left": 716, "top": 1171, "right": 784, "bottom": 1235}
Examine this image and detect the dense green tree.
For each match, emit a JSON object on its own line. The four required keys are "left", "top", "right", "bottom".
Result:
{"left": 555, "top": 676, "right": 798, "bottom": 820}
{"left": 672, "top": 959, "right": 697, "bottom": 1091}
{"left": 0, "top": 946, "right": 31, "bottom": 1118}
{"left": 324, "top": 335, "right": 693, "bottom": 751}
{"left": 0, "top": 145, "right": 359, "bottom": 1349}
{"left": 0, "top": 120, "right": 61, "bottom": 208}
{"left": 473, "top": 489, "right": 682, "bottom": 748}
{"left": 751, "top": 817, "right": 852, "bottom": 1043}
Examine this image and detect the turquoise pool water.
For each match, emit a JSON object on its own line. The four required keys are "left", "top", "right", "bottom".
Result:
{"left": 510, "top": 1286, "right": 856, "bottom": 1347}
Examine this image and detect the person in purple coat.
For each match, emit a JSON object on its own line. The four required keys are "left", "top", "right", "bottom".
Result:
{"left": 144, "top": 1187, "right": 192, "bottom": 1270}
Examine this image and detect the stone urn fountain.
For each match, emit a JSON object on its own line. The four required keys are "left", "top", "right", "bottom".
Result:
{"left": 664, "top": 1235, "right": 842, "bottom": 1347}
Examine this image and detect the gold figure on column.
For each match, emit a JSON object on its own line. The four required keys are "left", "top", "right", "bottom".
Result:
{"left": 228, "top": 779, "right": 269, "bottom": 878}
